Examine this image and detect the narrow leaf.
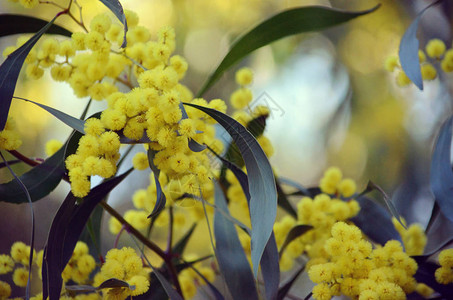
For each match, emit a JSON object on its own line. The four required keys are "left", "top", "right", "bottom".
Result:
{"left": 172, "top": 223, "right": 197, "bottom": 256}
{"left": 97, "top": 278, "right": 133, "bottom": 290}
{"left": 15, "top": 96, "right": 85, "bottom": 134}
{"left": 430, "top": 115, "right": 453, "bottom": 224}
{"left": 197, "top": 4, "right": 380, "bottom": 96}
{"left": 99, "top": 0, "right": 128, "bottom": 47}
{"left": 351, "top": 196, "right": 401, "bottom": 245}
{"left": 276, "top": 180, "right": 298, "bottom": 218}
{"left": 0, "top": 14, "right": 72, "bottom": 37}
{"left": 367, "top": 181, "right": 405, "bottom": 228}
{"left": 0, "top": 15, "right": 59, "bottom": 130}
{"left": 184, "top": 103, "right": 277, "bottom": 276}
{"left": 0, "top": 151, "right": 35, "bottom": 298}
{"left": 279, "top": 225, "right": 313, "bottom": 258}
{"left": 414, "top": 261, "right": 453, "bottom": 298}
{"left": 213, "top": 182, "right": 259, "bottom": 300}
{"left": 0, "top": 145, "right": 65, "bottom": 203}
{"left": 278, "top": 177, "right": 310, "bottom": 196}
{"left": 147, "top": 149, "right": 166, "bottom": 218}
{"left": 398, "top": 0, "right": 442, "bottom": 90}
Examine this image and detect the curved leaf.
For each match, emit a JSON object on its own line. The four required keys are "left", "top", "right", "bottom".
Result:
{"left": 278, "top": 177, "right": 310, "bottom": 196}
{"left": 43, "top": 169, "right": 132, "bottom": 300}
{"left": 99, "top": 0, "right": 128, "bottom": 47}
{"left": 351, "top": 196, "right": 401, "bottom": 245}
{"left": 213, "top": 182, "right": 259, "bottom": 300}
{"left": 0, "top": 14, "right": 72, "bottom": 37}
{"left": 276, "top": 180, "right": 298, "bottom": 218}
{"left": 15, "top": 97, "right": 85, "bottom": 134}
{"left": 398, "top": 0, "right": 442, "bottom": 90}
{"left": 185, "top": 103, "right": 277, "bottom": 276}
{"left": 278, "top": 224, "right": 313, "bottom": 258}
{"left": 147, "top": 149, "right": 166, "bottom": 218}
{"left": 197, "top": 4, "right": 380, "bottom": 96}
{"left": 0, "top": 146, "right": 65, "bottom": 203}
{"left": 366, "top": 181, "right": 405, "bottom": 228}
{"left": 430, "top": 115, "right": 453, "bottom": 224}
{"left": 0, "top": 15, "right": 59, "bottom": 130}
{"left": 172, "top": 223, "right": 197, "bottom": 256}
{"left": 277, "top": 264, "right": 306, "bottom": 300}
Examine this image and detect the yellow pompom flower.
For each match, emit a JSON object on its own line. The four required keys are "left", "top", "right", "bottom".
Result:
{"left": 426, "top": 38, "right": 446, "bottom": 59}
{"left": 132, "top": 152, "right": 149, "bottom": 170}
{"left": 384, "top": 56, "right": 399, "bottom": 72}
{"left": 0, "top": 255, "right": 14, "bottom": 274}
{"left": 338, "top": 178, "right": 356, "bottom": 198}
{"left": 12, "top": 267, "right": 28, "bottom": 287}
{"left": 396, "top": 71, "right": 411, "bottom": 87}
{"left": 439, "top": 248, "right": 453, "bottom": 268}
{"left": 421, "top": 63, "right": 437, "bottom": 80}
{"left": 109, "top": 217, "right": 123, "bottom": 235}
{"left": 0, "top": 281, "right": 11, "bottom": 299}
{"left": 90, "top": 14, "right": 111, "bottom": 34}
{"left": 45, "top": 139, "right": 62, "bottom": 156}
{"left": 312, "top": 283, "right": 332, "bottom": 300}
{"left": 235, "top": 67, "right": 253, "bottom": 86}
{"left": 415, "top": 283, "right": 434, "bottom": 298}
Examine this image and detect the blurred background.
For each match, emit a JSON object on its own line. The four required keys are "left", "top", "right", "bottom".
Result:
{"left": 0, "top": 0, "right": 452, "bottom": 296}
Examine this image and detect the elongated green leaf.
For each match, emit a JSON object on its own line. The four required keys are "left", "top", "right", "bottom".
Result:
{"left": 185, "top": 103, "right": 277, "bottom": 276}
{"left": 43, "top": 169, "right": 132, "bottom": 300}
{"left": 197, "top": 4, "right": 380, "bottom": 96}
{"left": 213, "top": 182, "right": 259, "bottom": 300}
{"left": 0, "top": 14, "right": 72, "bottom": 37}
{"left": 147, "top": 149, "right": 166, "bottom": 218}
{"left": 0, "top": 151, "right": 35, "bottom": 298}
{"left": 351, "top": 196, "right": 401, "bottom": 245}
{"left": 0, "top": 15, "right": 59, "bottom": 130}
{"left": 367, "top": 181, "right": 405, "bottom": 228}
{"left": 15, "top": 97, "right": 85, "bottom": 134}
{"left": 430, "top": 115, "right": 453, "bottom": 224}
{"left": 0, "top": 146, "right": 65, "bottom": 203}
{"left": 99, "top": 0, "right": 128, "bottom": 47}
{"left": 279, "top": 224, "right": 312, "bottom": 258}
{"left": 398, "top": 0, "right": 442, "bottom": 90}
{"left": 172, "top": 223, "right": 197, "bottom": 256}
{"left": 276, "top": 180, "right": 297, "bottom": 218}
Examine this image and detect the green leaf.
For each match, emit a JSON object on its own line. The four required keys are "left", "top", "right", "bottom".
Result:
{"left": 197, "top": 4, "right": 380, "bottom": 96}
{"left": 278, "top": 224, "right": 312, "bottom": 258}
{"left": 184, "top": 103, "right": 277, "bottom": 276}
{"left": 0, "top": 15, "right": 60, "bottom": 130}
{"left": 147, "top": 149, "right": 166, "bottom": 218}
{"left": 172, "top": 223, "right": 197, "bottom": 256}
{"left": 99, "top": 0, "right": 128, "bottom": 47}
{"left": 15, "top": 97, "right": 85, "bottom": 134}
{"left": 398, "top": 0, "right": 442, "bottom": 90}
{"left": 213, "top": 182, "right": 259, "bottom": 300}
{"left": 0, "top": 145, "right": 65, "bottom": 203}
{"left": 0, "top": 14, "right": 72, "bottom": 37}
{"left": 430, "top": 115, "right": 453, "bottom": 224}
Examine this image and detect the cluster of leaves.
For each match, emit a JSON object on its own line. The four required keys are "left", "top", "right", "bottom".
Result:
{"left": 2, "top": 0, "right": 453, "bottom": 299}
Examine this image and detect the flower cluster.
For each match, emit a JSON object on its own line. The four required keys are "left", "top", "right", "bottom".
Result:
{"left": 274, "top": 167, "right": 360, "bottom": 271}
{"left": 93, "top": 247, "right": 150, "bottom": 299}
{"left": 0, "top": 118, "right": 22, "bottom": 151}
{"left": 392, "top": 217, "right": 427, "bottom": 256}
{"left": 385, "top": 38, "right": 453, "bottom": 87}
{"left": 309, "top": 222, "right": 419, "bottom": 300}
{"left": 435, "top": 248, "right": 453, "bottom": 284}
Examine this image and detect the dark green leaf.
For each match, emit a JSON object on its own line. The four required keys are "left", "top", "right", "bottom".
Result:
{"left": 172, "top": 223, "right": 197, "bottom": 256}
{"left": 184, "top": 103, "right": 277, "bottom": 276}
{"left": 0, "top": 151, "right": 35, "bottom": 298}
{"left": 276, "top": 180, "right": 298, "bottom": 218}
{"left": 398, "top": 0, "right": 442, "bottom": 90}
{"left": 15, "top": 97, "right": 85, "bottom": 134}
{"left": 213, "top": 182, "right": 259, "bottom": 300}
{"left": 0, "top": 15, "right": 59, "bottom": 130}
{"left": 366, "top": 181, "right": 405, "bottom": 228}
{"left": 99, "top": 0, "right": 128, "bottom": 47}
{"left": 97, "top": 278, "right": 133, "bottom": 290}
{"left": 43, "top": 169, "right": 132, "bottom": 300}
{"left": 246, "top": 113, "right": 268, "bottom": 138}
{"left": 0, "top": 14, "right": 72, "bottom": 37}
{"left": 0, "top": 145, "right": 65, "bottom": 203}
{"left": 147, "top": 149, "right": 166, "bottom": 218}
{"left": 279, "top": 225, "right": 313, "bottom": 258}
{"left": 351, "top": 196, "right": 401, "bottom": 245}
{"left": 197, "top": 4, "right": 380, "bottom": 96}
{"left": 430, "top": 115, "right": 453, "bottom": 224}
